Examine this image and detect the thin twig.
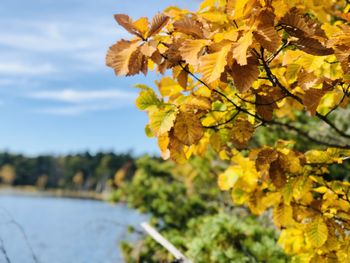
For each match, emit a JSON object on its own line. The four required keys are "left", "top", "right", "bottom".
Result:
{"left": 0, "top": 235, "right": 11, "bottom": 263}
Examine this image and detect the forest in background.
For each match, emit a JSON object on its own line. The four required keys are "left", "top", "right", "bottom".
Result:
{"left": 0, "top": 151, "right": 135, "bottom": 192}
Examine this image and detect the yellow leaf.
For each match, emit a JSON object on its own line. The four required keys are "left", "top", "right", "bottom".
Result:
{"left": 305, "top": 216, "right": 328, "bottom": 248}
{"left": 149, "top": 105, "right": 178, "bottom": 136}
{"left": 218, "top": 165, "right": 241, "bottom": 190}
{"left": 174, "top": 112, "right": 204, "bottom": 145}
{"left": 179, "top": 39, "right": 211, "bottom": 67}
{"left": 158, "top": 133, "right": 170, "bottom": 160}
{"left": 199, "top": 44, "right": 231, "bottom": 84}
{"left": 133, "top": 17, "right": 149, "bottom": 39}
{"left": 169, "top": 134, "right": 187, "bottom": 164}
{"left": 278, "top": 228, "right": 309, "bottom": 254}
{"left": 232, "top": 31, "right": 253, "bottom": 65}
{"left": 200, "top": 11, "right": 228, "bottom": 24}
{"left": 227, "top": 0, "right": 256, "bottom": 20}
{"left": 156, "top": 77, "right": 183, "bottom": 97}
{"left": 273, "top": 203, "right": 295, "bottom": 228}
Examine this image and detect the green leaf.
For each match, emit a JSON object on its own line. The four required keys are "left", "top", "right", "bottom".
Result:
{"left": 149, "top": 105, "right": 178, "bottom": 136}
{"left": 136, "top": 87, "right": 162, "bottom": 110}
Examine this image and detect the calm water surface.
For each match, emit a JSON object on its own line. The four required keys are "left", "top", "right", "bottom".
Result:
{"left": 0, "top": 194, "right": 147, "bottom": 263}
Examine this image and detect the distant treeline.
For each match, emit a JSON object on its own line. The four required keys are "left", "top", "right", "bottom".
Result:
{"left": 0, "top": 152, "right": 136, "bottom": 192}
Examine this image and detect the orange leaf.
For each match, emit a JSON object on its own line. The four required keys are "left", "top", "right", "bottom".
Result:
{"left": 148, "top": 13, "right": 170, "bottom": 37}
{"left": 114, "top": 14, "right": 144, "bottom": 39}
{"left": 173, "top": 16, "right": 204, "bottom": 38}
{"left": 106, "top": 40, "right": 139, "bottom": 76}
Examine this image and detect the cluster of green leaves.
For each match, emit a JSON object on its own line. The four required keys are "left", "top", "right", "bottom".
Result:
{"left": 113, "top": 155, "right": 289, "bottom": 263}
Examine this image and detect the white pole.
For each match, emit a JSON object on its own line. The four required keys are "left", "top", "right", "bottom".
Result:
{"left": 140, "top": 222, "right": 193, "bottom": 263}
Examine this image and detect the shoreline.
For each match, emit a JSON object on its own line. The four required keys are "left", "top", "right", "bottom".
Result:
{"left": 0, "top": 186, "right": 108, "bottom": 201}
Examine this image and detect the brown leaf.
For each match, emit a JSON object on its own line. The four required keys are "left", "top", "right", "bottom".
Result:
{"left": 303, "top": 88, "right": 327, "bottom": 116}
{"left": 164, "top": 42, "right": 183, "bottom": 66}
{"left": 177, "top": 68, "right": 188, "bottom": 89}
{"left": 297, "top": 70, "right": 321, "bottom": 90}
{"left": 293, "top": 37, "right": 334, "bottom": 56}
{"left": 254, "top": 9, "right": 281, "bottom": 53}
{"left": 334, "top": 46, "right": 350, "bottom": 74}
{"left": 231, "top": 118, "right": 255, "bottom": 149}
{"left": 269, "top": 160, "right": 287, "bottom": 188}
{"left": 173, "top": 16, "right": 204, "bottom": 38}
{"left": 174, "top": 112, "right": 204, "bottom": 145}
{"left": 256, "top": 95, "right": 276, "bottom": 121}
{"left": 169, "top": 131, "right": 187, "bottom": 164}
{"left": 279, "top": 8, "right": 314, "bottom": 38}
{"left": 255, "top": 85, "right": 283, "bottom": 121}
{"left": 230, "top": 56, "right": 259, "bottom": 93}
{"left": 254, "top": 27, "right": 281, "bottom": 53}
{"left": 127, "top": 48, "right": 148, "bottom": 76}
{"left": 256, "top": 148, "right": 279, "bottom": 172}
{"left": 148, "top": 13, "right": 170, "bottom": 37}
{"left": 106, "top": 40, "right": 139, "bottom": 76}
{"left": 114, "top": 14, "right": 144, "bottom": 39}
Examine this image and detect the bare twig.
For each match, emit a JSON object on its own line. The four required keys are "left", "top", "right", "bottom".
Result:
{"left": 0, "top": 235, "right": 11, "bottom": 263}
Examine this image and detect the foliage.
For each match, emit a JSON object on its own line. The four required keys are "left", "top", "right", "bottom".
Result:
{"left": 0, "top": 151, "right": 134, "bottom": 191}
{"left": 114, "top": 156, "right": 289, "bottom": 263}
{"left": 107, "top": 0, "right": 350, "bottom": 261}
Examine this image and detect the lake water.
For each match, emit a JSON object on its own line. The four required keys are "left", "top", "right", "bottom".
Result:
{"left": 0, "top": 194, "right": 147, "bottom": 263}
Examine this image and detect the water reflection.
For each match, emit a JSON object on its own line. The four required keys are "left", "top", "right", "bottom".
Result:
{"left": 0, "top": 195, "right": 146, "bottom": 263}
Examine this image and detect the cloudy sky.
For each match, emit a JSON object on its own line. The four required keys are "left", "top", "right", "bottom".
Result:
{"left": 0, "top": 0, "right": 199, "bottom": 155}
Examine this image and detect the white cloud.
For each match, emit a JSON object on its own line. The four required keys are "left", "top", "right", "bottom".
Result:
{"left": 36, "top": 103, "right": 125, "bottom": 116}
{"left": 27, "top": 88, "right": 137, "bottom": 115}
{"left": 0, "top": 20, "right": 126, "bottom": 53}
{"left": 28, "top": 89, "right": 136, "bottom": 103}
{"left": 0, "top": 62, "right": 56, "bottom": 75}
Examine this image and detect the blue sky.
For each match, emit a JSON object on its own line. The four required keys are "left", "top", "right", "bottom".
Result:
{"left": 0, "top": 0, "right": 199, "bottom": 156}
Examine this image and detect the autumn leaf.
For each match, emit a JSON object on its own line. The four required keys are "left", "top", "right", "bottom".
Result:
{"left": 218, "top": 165, "right": 241, "bottom": 190}
{"left": 177, "top": 67, "right": 188, "bottom": 89}
{"left": 198, "top": 44, "right": 231, "bottom": 84}
{"left": 136, "top": 86, "right": 162, "bottom": 110}
{"left": 114, "top": 14, "right": 145, "bottom": 39}
{"left": 179, "top": 39, "right": 211, "bottom": 66}
{"left": 305, "top": 216, "right": 328, "bottom": 248}
{"left": 303, "top": 88, "right": 326, "bottom": 116}
{"left": 106, "top": 40, "right": 139, "bottom": 76}
{"left": 148, "top": 13, "right": 170, "bottom": 37}
{"left": 231, "top": 118, "right": 254, "bottom": 149}
{"left": 232, "top": 31, "right": 253, "bottom": 65}
{"left": 128, "top": 48, "right": 148, "bottom": 76}
{"left": 279, "top": 8, "right": 314, "bottom": 38}
{"left": 292, "top": 37, "right": 334, "bottom": 56}
{"left": 168, "top": 132, "right": 187, "bottom": 164}
{"left": 158, "top": 133, "right": 170, "bottom": 160}
{"left": 156, "top": 77, "right": 183, "bottom": 97}
{"left": 174, "top": 112, "right": 204, "bottom": 145}
{"left": 149, "top": 105, "right": 178, "bottom": 136}
{"left": 230, "top": 56, "right": 259, "bottom": 93}
{"left": 173, "top": 16, "right": 204, "bottom": 38}
{"left": 254, "top": 9, "right": 281, "bottom": 53}
{"left": 273, "top": 203, "right": 294, "bottom": 228}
